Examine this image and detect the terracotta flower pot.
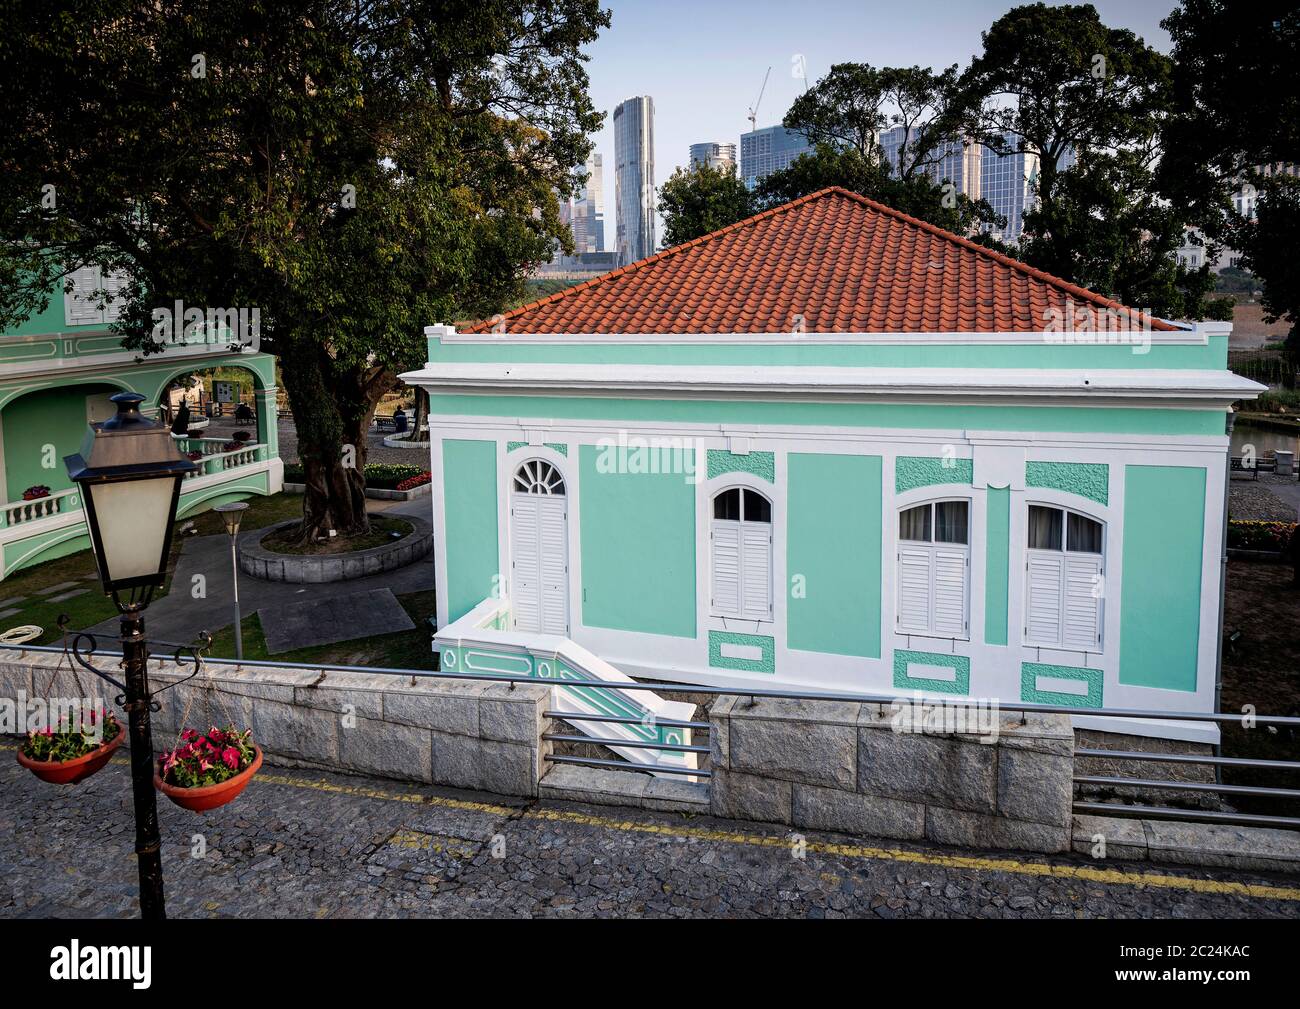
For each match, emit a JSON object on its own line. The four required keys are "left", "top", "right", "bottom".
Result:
{"left": 154, "top": 745, "right": 263, "bottom": 812}
{"left": 16, "top": 728, "right": 124, "bottom": 785}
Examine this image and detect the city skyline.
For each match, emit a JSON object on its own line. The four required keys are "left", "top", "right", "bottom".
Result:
{"left": 581, "top": 0, "right": 1176, "bottom": 247}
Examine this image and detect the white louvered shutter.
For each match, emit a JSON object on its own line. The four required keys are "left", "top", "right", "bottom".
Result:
{"left": 897, "top": 546, "right": 933, "bottom": 633}
{"left": 932, "top": 547, "right": 968, "bottom": 636}
{"left": 1026, "top": 553, "right": 1064, "bottom": 645}
{"left": 538, "top": 497, "right": 568, "bottom": 634}
{"left": 511, "top": 496, "right": 542, "bottom": 632}
{"left": 1063, "top": 554, "right": 1102, "bottom": 650}
{"left": 100, "top": 269, "right": 128, "bottom": 322}
{"left": 741, "top": 523, "right": 772, "bottom": 619}
{"left": 711, "top": 521, "right": 741, "bottom": 616}
{"left": 65, "top": 266, "right": 104, "bottom": 325}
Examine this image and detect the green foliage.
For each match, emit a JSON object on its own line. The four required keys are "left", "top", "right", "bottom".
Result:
{"left": 282, "top": 461, "right": 423, "bottom": 489}
{"left": 21, "top": 713, "right": 120, "bottom": 763}
{"left": 1227, "top": 521, "right": 1298, "bottom": 552}
{"left": 658, "top": 163, "right": 757, "bottom": 246}
{"left": 158, "top": 725, "right": 256, "bottom": 788}
{"left": 1226, "top": 177, "right": 1300, "bottom": 352}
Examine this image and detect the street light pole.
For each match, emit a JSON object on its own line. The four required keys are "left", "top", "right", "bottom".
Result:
{"left": 213, "top": 502, "right": 249, "bottom": 661}
{"left": 120, "top": 606, "right": 166, "bottom": 919}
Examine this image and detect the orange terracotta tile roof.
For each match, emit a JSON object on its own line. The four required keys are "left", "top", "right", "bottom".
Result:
{"left": 460, "top": 187, "right": 1179, "bottom": 335}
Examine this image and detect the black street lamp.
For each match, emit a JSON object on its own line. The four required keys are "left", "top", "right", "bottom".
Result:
{"left": 65, "top": 392, "right": 196, "bottom": 920}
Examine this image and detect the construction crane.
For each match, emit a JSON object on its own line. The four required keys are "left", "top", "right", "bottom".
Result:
{"left": 747, "top": 66, "right": 772, "bottom": 133}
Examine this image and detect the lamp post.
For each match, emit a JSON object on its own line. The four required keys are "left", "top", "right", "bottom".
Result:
{"left": 65, "top": 392, "right": 197, "bottom": 921}
{"left": 212, "top": 502, "right": 248, "bottom": 660}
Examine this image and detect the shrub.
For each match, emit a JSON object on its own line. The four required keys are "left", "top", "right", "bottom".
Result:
{"left": 21, "top": 485, "right": 51, "bottom": 500}
{"left": 1227, "top": 520, "right": 1297, "bottom": 551}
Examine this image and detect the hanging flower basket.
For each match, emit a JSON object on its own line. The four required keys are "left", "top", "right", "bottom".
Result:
{"left": 17, "top": 710, "right": 123, "bottom": 785}
{"left": 155, "top": 726, "right": 261, "bottom": 812}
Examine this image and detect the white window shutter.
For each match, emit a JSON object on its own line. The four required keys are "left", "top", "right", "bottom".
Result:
{"left": 741, "top": 524, "right": 772, "bottom": 619}
{"left": 64, "top": 266, "right": 105, "bottom": 325}
{"left": 897, "top": 546, "right": 933, "bottom": 633}
{"left": 932, "top": 546, "right": 968, "bottom": 636}
{"left": 711, "top": 521, "right": 741, "bottom": 616}
{"left": 1063, "top": 554, "right": 1102, "bottom": 650}
{"left": 1026, "top": 553, "right": 1064, "bottom": 645}
{"left": 538, "top": 498, "right": 568, "bottom": 634}
{"left": 100, "top": 269, "right": 128, "bottom": 322}
{"left": 511, "top": 497, "right": 542, "bottom": 632}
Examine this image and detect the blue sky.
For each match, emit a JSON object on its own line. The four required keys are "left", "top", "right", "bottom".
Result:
{"left": 581, "top": 0, "right": 1177, "bottom": 220}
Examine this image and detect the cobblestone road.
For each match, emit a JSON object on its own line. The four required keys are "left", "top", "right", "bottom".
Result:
{"left": 3, "top": 748, "right": 1297, "bottom": 919}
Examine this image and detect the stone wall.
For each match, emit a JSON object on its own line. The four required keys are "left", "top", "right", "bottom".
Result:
{"left": 0, "top": 650, "right": 552, "bottom": 797}
{"left": 709, "top": 696, "right": 1075, "bottom": 853}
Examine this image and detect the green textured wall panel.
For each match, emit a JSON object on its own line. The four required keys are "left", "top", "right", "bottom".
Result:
{"left": 578, "top": 445, "right": 695, "bottom": 637}
{"left": 442, "top": 439, "right": 499, "bottom": 624}
{"left": 984, "top": 486, "right": 1010, "bottom": 645}
{"left": 892, "top": 649, "right": 971, "bottom": 694}
{"left": 895, "top": 456, "right": 973, "bottom": 493}
{"left": 708, "top": 630, "right": 776, "bottom": 673}
{"left": 706, "top": 449, "right": 775, "bottom": 482}
{"left": 1119, "top": 465, "right": 1206, "bottom": 691}
{"left": 1020, "top": 662, "right": 1103, "bottom": 708}
{"left": 2, "top": 384, "right": 117, "bottom": 500}
{"left": 786, "top": 452, "right": 882, "bottom": 658}
{"left": 1025, "top": 461, "right": 1109, "bottom": 505}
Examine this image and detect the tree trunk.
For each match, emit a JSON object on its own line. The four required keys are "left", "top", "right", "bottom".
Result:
{"left": 279, "top": 341, "right": 381, "bottom": 543}
{"left": 411, "top": 386, "right": 429, "bottom": 442}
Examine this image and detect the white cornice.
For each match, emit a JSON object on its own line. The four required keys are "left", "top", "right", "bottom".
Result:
{"left": 400, "top": 362, "right": 1263, "bottom": 406}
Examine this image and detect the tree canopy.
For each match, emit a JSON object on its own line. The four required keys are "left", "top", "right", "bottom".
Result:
{"left": 0, "top": 0, "right": 608, "bottom": 539}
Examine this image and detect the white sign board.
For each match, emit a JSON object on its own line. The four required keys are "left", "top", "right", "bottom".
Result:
{"left": 213, "top": 381, "right": 237, "bottom": 404}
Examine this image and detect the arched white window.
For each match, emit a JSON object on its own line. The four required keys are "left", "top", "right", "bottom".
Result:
{"left": 711, "top": 487, "right": 772, "bottom": 620}
{"left": 897, "top": 499, "right": 969, "bottom": 637}
{"left": 1025, "top": 504, "right": 1104, "bottom": 650}
{"left": 513, "top": 459, "right": 565, "bottom": 496}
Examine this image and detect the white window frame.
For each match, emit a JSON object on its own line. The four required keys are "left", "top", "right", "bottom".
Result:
{"left": 709, "top": 486, "right": 773, "bottom": 622}
{"left": 1023, "top": 503, "right": 1106, "bottom": 652}
{"left": 63, "top": 265, "right": 126, "bottom": 327}
{"left": 895, "top": 497, "right": 970, "bottom": 639}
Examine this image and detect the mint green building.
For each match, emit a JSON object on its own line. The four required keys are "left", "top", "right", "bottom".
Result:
{"left": 0, "top": 265, "right": 282, "bottom": 579}
{"left": 407, "top": 189, "right": 1261, "bottom": 744}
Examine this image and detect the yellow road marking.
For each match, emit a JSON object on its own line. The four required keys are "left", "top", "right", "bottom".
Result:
{"left": 9, "top": 744, "right": 1300, "bottom": 902}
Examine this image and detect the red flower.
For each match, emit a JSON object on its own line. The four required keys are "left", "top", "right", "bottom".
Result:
{"left": 221, "top": 747, "right": 240, "bottom": 770}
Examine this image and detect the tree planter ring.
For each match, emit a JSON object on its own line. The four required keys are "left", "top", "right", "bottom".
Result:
{"left": 17, "top": 728, "right": 124, "bottom": 785}
{"left": 239, "top": 516, "right": 433, "bottom": 583}
{"left": 155, "top": 745, "right": 263, "bottom": 812}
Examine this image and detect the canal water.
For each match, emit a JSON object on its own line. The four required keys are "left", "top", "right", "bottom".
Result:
{"left": 1231, "top": 420, "right": 1300, "bottom": 458}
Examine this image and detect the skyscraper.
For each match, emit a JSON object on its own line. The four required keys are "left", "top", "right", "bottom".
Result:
{"left": 739, "top": 125, "right": 812, "bottom": 187}
{"left": 614, "top": 96, "right": 656, "bottom": 263}
{"left": 564, "top": 153, "right": 605, "bottom": 254}
{"left": 878, "top": 126, "right": 980, "bottom": 201}
{"left": 980, "top": 133, "right": 1039, "bottom": 243}
{"left": 689, "top": 142, "right": 737, "bottom": 172}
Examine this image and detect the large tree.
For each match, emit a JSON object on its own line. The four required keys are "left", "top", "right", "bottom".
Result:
{"left": 657, "top": 162, "right": 756, "bottom": 246}
{"left": 0, "top": 0, "right": 607, "bottom": 541}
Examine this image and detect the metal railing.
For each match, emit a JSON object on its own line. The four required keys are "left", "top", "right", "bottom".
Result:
{"left": 3, "top": 642, "right": 1298, "bottom": 826}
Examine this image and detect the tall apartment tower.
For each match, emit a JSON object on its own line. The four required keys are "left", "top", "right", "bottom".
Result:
{"left": 614, "top": 96, "right": 656, "bottom": 263}
{"left": 980, "top": 132, "right": 1039, "bottom": 243}
{"left": 689, "top": 142, "right": 738, "bottom": 172}
{"left": 877, "top": 126, "right": 980, "bottom": 202}
{"left": 740, "top": 125, "right": 812, "bottom": 187}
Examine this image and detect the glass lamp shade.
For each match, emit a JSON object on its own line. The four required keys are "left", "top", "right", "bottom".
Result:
{"left": 84, "top": 476, "right": 181, "bottom": 584}
{"left": 65, "top": 392, "right": 196, "bottom": 592}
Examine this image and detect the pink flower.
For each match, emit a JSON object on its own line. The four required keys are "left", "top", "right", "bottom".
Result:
{"left": 181, "top": 728, "right": 197, "bottom": 742}
{"left": 221, "top": 747, "right": 239, "bottom": 770}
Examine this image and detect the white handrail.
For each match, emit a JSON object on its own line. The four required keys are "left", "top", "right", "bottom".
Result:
{"left": 0, "top": 487, "right": 80, "bottom": 527}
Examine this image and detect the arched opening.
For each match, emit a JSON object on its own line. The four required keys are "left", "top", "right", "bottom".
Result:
{"left": 710, "top": 486, "right": 773, "bottom": 620}
{"left": 896, "top": 498, "right": 970, "bottom": 637}
{"left": 1025, "top": 503, "right": 1105, "bottom": 651}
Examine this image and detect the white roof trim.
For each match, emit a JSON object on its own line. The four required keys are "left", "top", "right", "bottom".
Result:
{"left": 425, "top": 321, "right": 1231, "bottom": 346}
{"left": 401, "top": 362, "right": 1264, "bottom": 402}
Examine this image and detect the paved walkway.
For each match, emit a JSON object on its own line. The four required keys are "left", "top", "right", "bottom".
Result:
{"left": 2, "top": 747, "right": 1296, "bottom": 918}
{"left": 85, "top": 503, "right": 434, "bottom": 646}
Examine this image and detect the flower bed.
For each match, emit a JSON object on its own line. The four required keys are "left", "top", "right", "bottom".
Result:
{"left": 396, "top": 471, "right": 431, "bottom": 491}
{"left": 1227, "top": 520, "right": 1297, "bottom": 552}
{"left": 281, "top": 461, "right": 423, "bottom": 489}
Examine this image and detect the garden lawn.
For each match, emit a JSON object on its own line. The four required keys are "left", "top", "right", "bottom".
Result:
{"left": 0, "top": 493, "right": 307, "bottom": 645}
